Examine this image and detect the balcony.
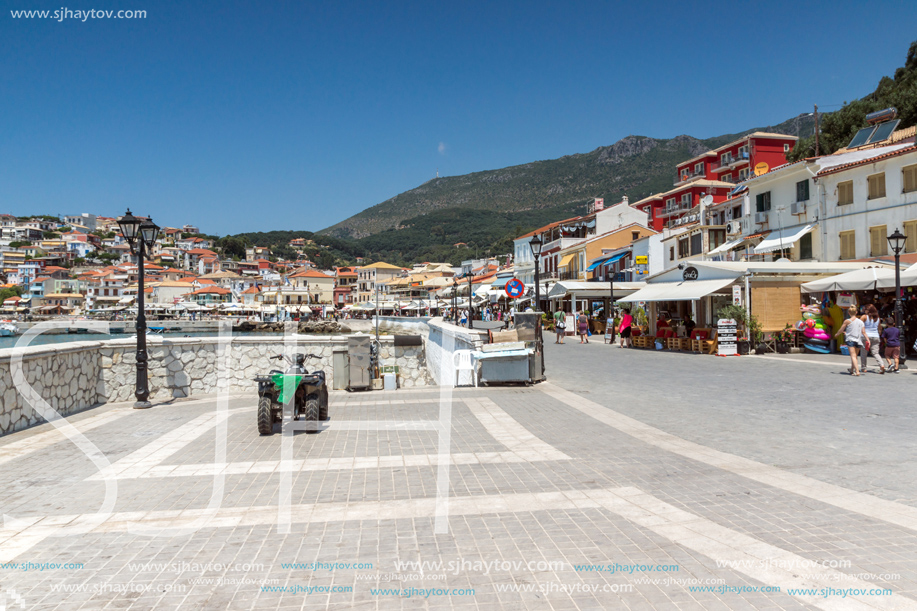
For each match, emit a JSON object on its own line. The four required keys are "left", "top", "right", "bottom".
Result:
{"left": 715, "top": 151, "right": 750, "bottom": 170}
{"left": 674, "top": 170, "right": 706, "bottom": 186}
{"left": 658, "top": 201, "right": 695, "bottom": 218}
{"left": 542, "top": 236, "right": 586, "bottom": 254}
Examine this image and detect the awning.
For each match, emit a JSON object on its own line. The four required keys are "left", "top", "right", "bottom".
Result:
{"left": 558, "top": 254, "right": 575, "bottom": 268}
{"left": 707, "top": 238, "right": 743, "bottom": 256}
{"left": 801, "top": 267, "right": 894, "bottom": 293}
{"left": 585, "top": 251, "right": 628, "bottom": 272}
{"left": 618, "top": 277, "right": 736, "bottom": 303}
{"left": 754, "top": 224, "right": 814, "bottom": 254}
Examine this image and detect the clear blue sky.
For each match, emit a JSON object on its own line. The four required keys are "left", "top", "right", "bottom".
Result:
{"left": 2, "top": 0, "right": 916, "bottom": 236}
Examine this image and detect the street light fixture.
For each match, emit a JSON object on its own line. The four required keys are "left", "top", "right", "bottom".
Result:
{"left": 529, "top": 235, "right": 543, "bottom": 312}
{"left": 888, "top": 228, "right": 907, "bottom": 337}
{"left": 451, "top": 278, "right": 457, "bottom": 322}
{"left": 467, "top": 272, "right": 474, "bottom": 329}
{"left": 117, "top": 210, "right": 160, "bottom": 409}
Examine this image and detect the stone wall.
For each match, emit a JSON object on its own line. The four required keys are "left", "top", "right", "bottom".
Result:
{"left": 0, "top": 335, "right": 433, "bottom": 436}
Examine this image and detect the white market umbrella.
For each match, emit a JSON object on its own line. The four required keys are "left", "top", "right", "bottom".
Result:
{"left": 876, "top": 262, "right": 917, "bottom": 289}
{"left": 801, "top": 267, "right": 894, "bottom": 293}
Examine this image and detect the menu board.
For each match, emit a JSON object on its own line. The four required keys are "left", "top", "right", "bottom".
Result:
{"left": 717, "top": 318, "right": 737, "bottom": 356}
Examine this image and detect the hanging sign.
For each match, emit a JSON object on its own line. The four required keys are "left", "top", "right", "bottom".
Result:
{"left": 505, "top": 279, "right": 525, "bottom": 299}
{"left": 682, "top": 266, "right": 699, "bottom": 281}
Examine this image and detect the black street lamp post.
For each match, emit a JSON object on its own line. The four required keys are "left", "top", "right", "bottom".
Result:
{"left": 529, "top": 235, "right": 543, "bottom": 312}
{"left": 607, "top": 261, "right": 616, "bottom": 342}
{"left": 888, "top": 228, "right": 907, "bottom": 365}
{"left": 467, "top": 272, "right": 474, "bottom": 329}
{"left": 451, "top": 278, "right": 457, "bottom": 322}
{"left": 117, "top": 210, "right": 160, "bottom": 409}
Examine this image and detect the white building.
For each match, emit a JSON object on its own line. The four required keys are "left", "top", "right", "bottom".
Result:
{"left": 815, "top": 144, "right": 917, "bottom": 260}
{"left": 63, "top": 213, "right": 98, "bottom": 232}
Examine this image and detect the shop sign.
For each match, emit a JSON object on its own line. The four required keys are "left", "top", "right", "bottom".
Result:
{"left": 682, "top": 266, "right": 699, "bottom": 281}
{"left": 635, "top": 256, "right": 648, "bottom": 265}
{"left": 732, "top": 284, "right": 742, "bottom": 306}
{"left": 717, "top": 318, "right": 737, "bottom": 356}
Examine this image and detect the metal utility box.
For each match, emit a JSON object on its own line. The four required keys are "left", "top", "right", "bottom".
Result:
{"left": 332, "top": 347, "right": 350, "bottom": 390}
{"left": 346, "top": 336, "right": 373, "bottom": 391}
{"left": 478, "top": 352, "right": 532, "bottom": 385}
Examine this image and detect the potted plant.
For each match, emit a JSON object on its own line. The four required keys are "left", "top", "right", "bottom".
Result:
{"left": 774, "top": 324, "right": 794, "bottom": 354}
{"left": 737, "top": 334, "right": 750, "bottom": 355}
{"left": 747, "top": 314, "right": 766, "bottom": 354}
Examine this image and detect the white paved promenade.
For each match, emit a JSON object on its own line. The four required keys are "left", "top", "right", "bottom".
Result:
{"left": 1, "top": 342, "right": 916, "bottom": 610}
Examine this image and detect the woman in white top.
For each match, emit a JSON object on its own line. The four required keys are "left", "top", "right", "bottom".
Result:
{"left": 859, "top": 304, "right": 886, "bottom": 374}
{"left": 835, "top": 306, "right": 865, "bottom": 376}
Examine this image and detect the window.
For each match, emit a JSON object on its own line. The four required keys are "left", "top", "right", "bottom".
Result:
{"left": 709, "top": 229, "right": 726, "bottom": 250}
{"left": 904, "top": 220, "right": 917, "bottom": 253}
{"left": 631, "top": 230, "right": 640, "bottom": 241}
{"left": 837, "top": 181, "right": 854, "bottom": 205}
{"left": 869, "top": 225, "right": 888, "bottom": 256}
{"left": 690, "top": 233, "right": 702, "bottom": 255}
{"left": 732, "top": 205, "right": 743, "bottom": 220}
{"left": 738, "top": 168, "right": 750, "bottom": 180}
{"left": 784, "top": 143, "right": 790, "bottom": 152}
{"left": 903, "top": 164, "right": 917, "bottom": 193}
{"left": 796, "top": 179, "right": 810, "bottom": 202}
{"left": 678, "top": 238, "right": 689, "bottom": 258}
{"left": 720, "top": 153, "right": 730, "bottom": 166}
{"left": 755, "top": 191, "right": 771, "bottom": 212}
{"left": 839, "top": 230, "right": 856, "bottom": 260}
{"left": 669, "top": 246, "right": 675, "bottom": 261}
{"left": 681, "top": 193, "right": 692, "bottom": 206}
{"left": 666, "top": 197, "right": 676, "bottom": 210}
{"left": 799, "top": 232, "right": 813, "bottom": 260}
{"left": 867, "top": 173, "right": 886, "bottom": 199}
{"left": 721, "top": 173, "right": 732, "bottom": 183}
{"left": 738, "top": 145, "right": 749, "bottom": 158}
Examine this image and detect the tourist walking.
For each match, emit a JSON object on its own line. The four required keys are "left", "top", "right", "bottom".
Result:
{"left": 860, "top": 304, "right": 886, "bottom": 373}
{"left": 881, "top": 316, "right": 902, "bottom": 373}
{"left": 835, "top": 306, "right": 865, "bottom": 376}
{"left": 618, "top": 307, "right": 633, "bottom": 348}
{"left": 577, "top": 311, "right": 589, "bottom": 344}
{"left": 553, "top": 310, "right": 566, "bottom": 344}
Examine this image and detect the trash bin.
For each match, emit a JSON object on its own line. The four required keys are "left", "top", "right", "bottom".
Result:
{"left": 383, "top": 373, "right": 397, "bottom": 391}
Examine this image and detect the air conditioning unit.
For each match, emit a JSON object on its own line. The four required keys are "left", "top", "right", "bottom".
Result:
{"left": 726, "top": 221, "right": 742, "bottom": 235}
{"left": 755, "top": 212, "right": 769, "bottom": 224}
{"left": 791, "top": 201, "right": 806, "bottom": 215}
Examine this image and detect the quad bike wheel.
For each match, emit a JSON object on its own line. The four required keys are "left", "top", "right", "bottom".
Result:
{"left": 257, "top": 396, "right": 274, "bottom": 436}
{"left": 304, "top": 395, "right": 321, "bottom": 433}
{"left": 319, "top": 390, "right": 329, "bottom": 422}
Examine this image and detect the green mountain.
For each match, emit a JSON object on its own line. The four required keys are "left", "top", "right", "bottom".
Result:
{"left": 319, "top": 115, "right": 816, "bottom": 242}
{"left": 789, "top": 40, "right": 917, "bottom": 161}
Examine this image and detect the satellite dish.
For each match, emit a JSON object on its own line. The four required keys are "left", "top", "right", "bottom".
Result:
{"left": 701, "top": 195, "right": 713, "bottom": 206}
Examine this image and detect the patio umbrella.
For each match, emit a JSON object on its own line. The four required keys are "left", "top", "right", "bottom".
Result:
{"left": 801, "top": 267, "right": 894, "bottom": 293}
{"left": 875, "top": 262, "right": 917, "bottom": 289}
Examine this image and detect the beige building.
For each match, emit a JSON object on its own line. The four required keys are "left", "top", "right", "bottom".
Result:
{"left": 356, "top": 262, "right": 404, "bottom": 303}
{"left": 286, "top": 269, "right": 335, "bottom": 303}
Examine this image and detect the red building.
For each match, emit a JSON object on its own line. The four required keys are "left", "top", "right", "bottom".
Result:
{"left": 634, "top": 132, "right": 798, "bottom": 231}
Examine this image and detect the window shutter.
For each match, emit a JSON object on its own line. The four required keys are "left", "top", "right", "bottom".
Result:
{"left": 903, "top": 166, "right": 917, "bottom": 193}
{"left": 905, "top": 221, "right": 917, "bottom": 253}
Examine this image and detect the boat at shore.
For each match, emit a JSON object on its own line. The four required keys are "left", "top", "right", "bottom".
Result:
{"left": 0, "top": 322, "right": 19, "bottom": 337}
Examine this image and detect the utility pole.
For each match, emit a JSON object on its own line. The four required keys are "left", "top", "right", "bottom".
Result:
{"left": 814, "top": 104, "right": 820, "bottom": 156}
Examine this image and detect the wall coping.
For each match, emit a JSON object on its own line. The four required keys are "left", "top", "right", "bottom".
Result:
{"left": 0, "top": 333, "right": 401, "bottom": 363}
{"left": 427, "top": 317, "right": 489, "bottom": 344}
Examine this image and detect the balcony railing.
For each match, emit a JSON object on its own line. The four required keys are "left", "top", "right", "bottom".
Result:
{"left": 659, "top": 201, "right": 695, "bottom": 217}
{"left": 674, "top": 170, "right": 705, "bottom": 184}
{"left": 715, "top": 151, "right": 750, "bottom": 170}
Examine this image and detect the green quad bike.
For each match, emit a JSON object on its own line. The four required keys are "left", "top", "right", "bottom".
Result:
{"left": 255, "top": 353, "right": 329, "bottom": 435}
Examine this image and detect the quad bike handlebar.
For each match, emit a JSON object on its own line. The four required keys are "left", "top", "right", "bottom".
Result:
{"left": 271, "top": 353, "right": 322, "bottom": 364}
